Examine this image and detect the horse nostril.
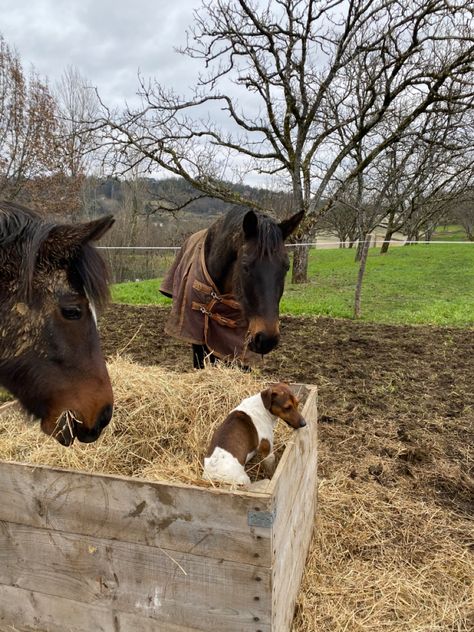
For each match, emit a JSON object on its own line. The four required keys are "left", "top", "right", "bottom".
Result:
{"left": 253, "top": 332, "right": 280, "bottom": 355}
{"left": 98, "top": 404, "right": 113, "bottom": 429}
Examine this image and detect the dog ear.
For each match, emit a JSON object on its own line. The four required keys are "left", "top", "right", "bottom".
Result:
{"left": 261, "top": 387, "right": 273, "bottom": 410}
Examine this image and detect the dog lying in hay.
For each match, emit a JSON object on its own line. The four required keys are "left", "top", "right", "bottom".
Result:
{"left": 203, "top": 382, "right": 306, "bottom": 485}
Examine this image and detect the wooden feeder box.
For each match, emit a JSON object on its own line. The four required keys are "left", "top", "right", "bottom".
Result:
{"left": 0, "top": 385, "right": 317, "bottom": 631}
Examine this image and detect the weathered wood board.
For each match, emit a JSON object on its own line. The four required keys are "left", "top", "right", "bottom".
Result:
{"left": 0, "top": 385, "right": 317, "bottom": 632}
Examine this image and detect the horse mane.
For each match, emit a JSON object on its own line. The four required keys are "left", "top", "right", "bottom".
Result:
{"left": 223, "top": 207, "right": 284, "bottom": 260}
{"left": 0, "top": 200, "right": 110, "bottom": 309}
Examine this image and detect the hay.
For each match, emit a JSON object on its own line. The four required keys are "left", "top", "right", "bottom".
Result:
{"left": 0, "top": 357, "right": 292, "bottom": 487}
{"left": 0, "top": 358, "right": 471, "bottom": 631}
{"left": 291, "top": 420, "right": 474, "bottom": 632}
{"left": 293, "top": 478, "right": 473, "bottom": 631}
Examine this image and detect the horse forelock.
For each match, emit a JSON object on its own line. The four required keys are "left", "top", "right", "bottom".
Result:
{"left": 251, "top": 215, "right": 285, "bottom": 261}
{"left": 0, "top": 203, "right": 51, "bottom": 301}
{"left": 73, "top": 243, "right": 110, "bottom": 312}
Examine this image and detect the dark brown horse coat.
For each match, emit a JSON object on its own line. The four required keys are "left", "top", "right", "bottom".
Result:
{"left": 161, "top": 230, "right": 257, "bottom": 362}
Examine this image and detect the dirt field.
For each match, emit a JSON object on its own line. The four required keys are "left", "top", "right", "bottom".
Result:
{"left": 100, "top": 305, "right": 473, "bottom": 630}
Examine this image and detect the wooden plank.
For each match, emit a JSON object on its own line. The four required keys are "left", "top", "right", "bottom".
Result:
{"left": 117, "top": 609, "right": 271, "bottom": 632}
{"left": 0, "top": 583, "right": 113, "bottom": 632}
{"left": 0, "top": 462, "right": 272, "bottom": 566}
{"left": 270, "top": 386, "right": 318, "bottom": 632}
{"left": 0, "top": 521, "right": 271, "bottom": 632}
{"left": 0, "top": 583, "right": 225, "bottom": 632}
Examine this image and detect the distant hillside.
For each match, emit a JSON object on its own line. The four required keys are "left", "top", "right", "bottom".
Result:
{"left": 89, "top": 176, "right": 294, "bottom": 219}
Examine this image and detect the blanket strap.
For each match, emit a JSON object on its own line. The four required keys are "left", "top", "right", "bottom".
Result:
{"left": 191, "top": 279, "right": 241, "bottom": 330}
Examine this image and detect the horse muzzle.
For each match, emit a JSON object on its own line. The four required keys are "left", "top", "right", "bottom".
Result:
{"left": 248, "top": 330, "right": 280, "bottom": 355}
{"left": 75, "top": 404, "right": 113, "bottom": 444}
{"left": 49, "top": 404, "right": 113, "bottom": 446}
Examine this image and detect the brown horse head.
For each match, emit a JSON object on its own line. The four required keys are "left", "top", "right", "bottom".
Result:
{"left": 0, "top": 201, "right": 115, "bottom": 445}
{"left": 205, "top": 207, "right": 303, "bottom": 356}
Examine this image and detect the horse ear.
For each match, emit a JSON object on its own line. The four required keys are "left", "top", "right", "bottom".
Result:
{"left": 83, "top": 215, "right": 115, "bottom": 242}
{"left": 279, "top": 210, "right": 304, "bottom": 240}
{"left": 39, "top": 216, "right": 115, "bottom": 262}
{"left": 242, "top": 210, "right": 259, "bottom": 240}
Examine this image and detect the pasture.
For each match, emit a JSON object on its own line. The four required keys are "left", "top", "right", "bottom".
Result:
{"left": 110, "top": 243, "right": 474, "bottom": 327}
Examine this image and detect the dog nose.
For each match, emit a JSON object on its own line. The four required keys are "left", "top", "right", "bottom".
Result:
{"left": 299, "top": 418, "right": 307, "bottom": 428}
{"left": 252, "top": 331, "right": 280, "bottom": 355}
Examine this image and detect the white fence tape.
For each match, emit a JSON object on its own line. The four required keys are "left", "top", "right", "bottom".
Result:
{"left": 97, "top": 240, "right": 473, "bottom": 250}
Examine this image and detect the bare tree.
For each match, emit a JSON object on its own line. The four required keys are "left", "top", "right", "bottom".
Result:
{"left": 450, "top": 191, "right": 474, "bottom": 240}
{"left": 0, "top": 35, "right": 60, "bottom": 207}
{"left": 373, "top": 108, "right": 474, "bottom": 251}
{"left": 54, "top": 66, "right": 101, "bottom": 217}
{"left": 98, "top": 0, "right": 474, "bottom": 282}
{"left": 319, "top": 200, "right": 358, "bottom": 247}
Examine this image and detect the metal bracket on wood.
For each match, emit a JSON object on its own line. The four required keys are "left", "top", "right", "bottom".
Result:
{"left": 248, "top": 508, "right": 276, "bottom": 528}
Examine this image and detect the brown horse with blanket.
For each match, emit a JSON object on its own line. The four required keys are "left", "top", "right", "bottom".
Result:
{"left": 161, "top": 207, "right": 303, "bottom": 368}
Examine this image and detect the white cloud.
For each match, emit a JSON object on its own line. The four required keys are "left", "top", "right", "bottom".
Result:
{"left": 1, "top": 0, "right": 201, "bottom": 105}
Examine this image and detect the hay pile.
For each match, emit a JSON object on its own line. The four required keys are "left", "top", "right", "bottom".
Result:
{"left": 292, "top": 415, "right": 473, "bottom": 632}
{"left": 0, "top": 357, "right": 292, "bottom": 486}
{"left": 293, "top": 479, "right": 472, "bottom": 631}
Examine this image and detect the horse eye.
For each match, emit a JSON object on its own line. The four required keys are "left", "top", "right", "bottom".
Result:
{"left": 61, "top": 306, "right": 82, "bottom": 320}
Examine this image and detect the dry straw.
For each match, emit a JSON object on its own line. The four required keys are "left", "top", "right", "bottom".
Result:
{"left": 0, "top": 357, "right": 291, "bottom": 486}
{"left": 0, "top": 357, "right": 472, "bottom": 631}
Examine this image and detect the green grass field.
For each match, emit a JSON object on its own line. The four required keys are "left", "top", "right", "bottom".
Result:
{"left": 431, "top": 224, "right": 470, "bottom": 241}
{"left": 111, "top": 243, "right": 474, "bottom": 327}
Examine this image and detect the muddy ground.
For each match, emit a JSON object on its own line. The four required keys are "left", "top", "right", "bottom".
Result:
{"left": 100, "top": 304, "right": 473, "bottom": 516}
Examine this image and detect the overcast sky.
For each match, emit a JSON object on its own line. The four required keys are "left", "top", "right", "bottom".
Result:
{"left": 0, "top": 0, "right": 281, "bottom": 187}
{"left": 0, "top": 0, "right": 203, "bottom": 107}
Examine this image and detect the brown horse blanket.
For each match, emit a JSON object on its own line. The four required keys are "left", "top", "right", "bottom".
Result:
{"left": 160, "top": 229, "right": 256, "bottom": 362}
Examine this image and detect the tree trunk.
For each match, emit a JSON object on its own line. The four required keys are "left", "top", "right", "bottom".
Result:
{"left": 405, "top": 230, "right": 419, "bottom": 245}
{"left": 381, "top": 210, "right": 397, "bottom": 254}
{"left": 380, "top": 229, "right": 395, "bottom": 254}
{"left": 355, "top": 239, "right": 364, "bottom": 262}
{"left": 291, "top": 245, "right": 310, "bottom": 283}
{"left": 424, "top": 227, "right": 434, "bottom": 242}
{"left": 354, "top": 234, "right": 371, "bottom": 319}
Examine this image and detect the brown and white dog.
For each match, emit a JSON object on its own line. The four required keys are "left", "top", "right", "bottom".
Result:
{"left": 203, "top": 383, "right": 306, "bottom": 485}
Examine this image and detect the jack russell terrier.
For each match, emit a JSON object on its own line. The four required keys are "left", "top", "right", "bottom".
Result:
{"left": 203, "top": 383, "right": 306, "bottom": 485}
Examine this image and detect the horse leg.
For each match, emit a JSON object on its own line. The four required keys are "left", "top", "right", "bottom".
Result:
{"left": 192, "top": 344, "right": 219, "bottom": 369}
{"left": 192, "top": 344, "right": 205, "bottom": 369}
